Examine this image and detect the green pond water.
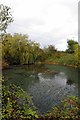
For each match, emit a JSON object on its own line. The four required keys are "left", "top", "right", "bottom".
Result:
{"left": 3, "top": 64, "right": 80, "bottom": 114}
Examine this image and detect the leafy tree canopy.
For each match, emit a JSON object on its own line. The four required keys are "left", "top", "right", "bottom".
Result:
{"left": 66, "top": 39, "right": 78, "bottom": 54}
{"left": 0, "top": 4, "right": 13, "bottom": 33}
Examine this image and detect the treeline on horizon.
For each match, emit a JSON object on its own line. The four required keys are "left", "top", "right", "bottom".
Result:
{"left": 0, "top": 4, "right": 80, "bottom": 68}
{"left": 2, "top": 33, "right": 80, "bottom": 68}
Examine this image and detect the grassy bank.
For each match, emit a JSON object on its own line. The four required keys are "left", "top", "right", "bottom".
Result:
{"left": 43, "top": 52, "right": 80, "bottom": 68}
{"left": 2, "top": 83, "right": 38, "bottom": 120}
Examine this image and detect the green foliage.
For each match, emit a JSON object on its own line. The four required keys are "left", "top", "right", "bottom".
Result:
{"left": 2, "top": 32, "right": 80, "bottom": 68}
{"left": 2, "top": 84, "right": 38, "bottom": 120}
{"left": 73, "top": 44, "right": 80, "bottom": 65}
{"left": 44, "top": 45, "right": 57, "bottom": 57}
{"left": 45, "top": 96, "right": 80, "bottom": 119}
{"left": 2, "top": 33, "right": 44, "bottom": 66}
{"left": 2, "top": 81, "right": 80, "bottom": 119}
{"left": 0, "top": 4, "right": 13, "bottom": 33}
{"left": 43, "top": 41, "right": 80, "bottom": 67}
{"left": 66, "top": 39, "right": 78, "bottom": 54}
{"left": 45, "top": 49, "right": 80, "bottom": 67}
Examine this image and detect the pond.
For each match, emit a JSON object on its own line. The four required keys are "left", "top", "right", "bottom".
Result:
{"left": 2, "top": 64, "right": 79, "bottom": 114}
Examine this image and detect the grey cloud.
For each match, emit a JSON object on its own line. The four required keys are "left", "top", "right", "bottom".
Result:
{"left": 6, "top": 0, "right": 78, "bottom": 50}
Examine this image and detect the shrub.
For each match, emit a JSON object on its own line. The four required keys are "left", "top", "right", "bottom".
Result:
{"left": 45, "top": 96, "right": 80, "bottom": 119}
{"left": 2, "top": 84, "right": 38, "bottom": 120}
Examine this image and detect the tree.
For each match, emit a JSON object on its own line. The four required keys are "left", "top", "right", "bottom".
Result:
{"left": 2, "top": 33, "right": 44, "bottom": 65}
{"left": 48, "top": 45, "right": 57, "bottom": 53}
{"left": 44, "top": 45, "right": 57, "bottom": 57}
{"left": 66, "top": 39, "right": 78, "bottom": 54}
{"left": 0, "top": 4, "right": 13, "bottom": 33}
{"left": 0, "top": 4, "right": 13, "bottom": 68}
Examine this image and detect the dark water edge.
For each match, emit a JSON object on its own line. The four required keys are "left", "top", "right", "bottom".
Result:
{"left": 2, "top": 64, "right": 80, "bottom": 114}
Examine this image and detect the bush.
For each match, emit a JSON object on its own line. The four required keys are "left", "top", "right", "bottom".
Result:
{"left": 2, "top": 84, "right": 38, "bottom": 120}
{"left": 2, "top": 82, "right": 80, "bottom": 120}
{"left": 45, "top": 96, "right": 80, "bottom": 119}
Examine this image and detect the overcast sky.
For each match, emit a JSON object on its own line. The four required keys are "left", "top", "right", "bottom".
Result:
{"left": 1, "top": 0, "right": 79, "bottom": 50}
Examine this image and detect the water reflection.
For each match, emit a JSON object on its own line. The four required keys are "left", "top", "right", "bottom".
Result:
{"left": 54, "top": 72, "right": 67, "bottom": 86}
{"left": 28, "top": 72, "right": 77, "bottom": 113}
{"left": 3, "top": 64, "right": 79, "bottom": 114}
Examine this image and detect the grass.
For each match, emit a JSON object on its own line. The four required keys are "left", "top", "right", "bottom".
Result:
{"left": 45, "top": 53, "right": 79, "bottom": 67}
